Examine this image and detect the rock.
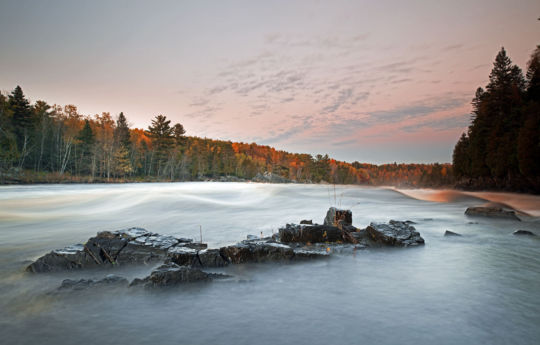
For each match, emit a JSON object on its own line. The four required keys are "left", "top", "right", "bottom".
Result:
{"left": 279, "top": 224, "right": 344, "bottom": 243}
{"left": 166, "top": 246, "right": 201, "bottom": 267}
{"left": 444, "top": 230, "right": 462, "bottom": 237}
{"left": 300, "top": 220, "right": 313, "bottom": 225}
{"left": 197, "top": 249, "right": 228, "bottom": 267}
{"left": 512, "top": 230, "right": 536, "bottom": 236}
{"left": 324, "top": 207, "right": 352, "bottom": 227}
{"left": 27, "top": 227, "right": 204, "bottom": 273}
{"left": 366, "top": 220, "right": 425, "bottom": 247}
{"left": 220, "top": 242, "right": 295, "bottom": 264}
{"left": 57, "top": 274, "right": 128, "bottom": 292}
{"left": 131, "top": 263, "right": 214, "bottom": 288}
{"left": 465, "top": 206, "right": 521, "bottom": 221}
{"left": 26, "top": 244, "right": 95, "bottom": 273}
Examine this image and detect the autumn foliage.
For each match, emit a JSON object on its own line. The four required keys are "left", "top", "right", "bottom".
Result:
{"left": 1, "top": 87, "right": 452, "bottom": 186}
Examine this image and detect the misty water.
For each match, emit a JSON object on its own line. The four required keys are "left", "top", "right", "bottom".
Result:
{"left": 1, "top": 182, "right": 539, "bottom": 345}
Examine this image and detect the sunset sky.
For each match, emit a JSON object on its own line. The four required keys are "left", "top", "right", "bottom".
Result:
{"left": 1, "top": 0, "right": 539, "bottom": 163}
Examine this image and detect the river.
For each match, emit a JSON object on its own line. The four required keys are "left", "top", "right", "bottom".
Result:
{"left": 1, "top": 182, "right": 539, "bottom": 345}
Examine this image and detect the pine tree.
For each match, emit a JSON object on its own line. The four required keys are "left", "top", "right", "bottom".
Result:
{"left": 147, "top": 114, "right": 174, "bottom": 175}
{"left": 8, "top": 86, "right": 33, "bottom": 151}
{"left": 0, "top": 93, "right": 18, "bottom": 170}
{"left": 114, "top": 112, "right": 131, "bottom": 149}
{"left": 113, "top": 112, "right": 132, "bottom": 176}
{"left": 526, "top": 45, "right": 540, "bottom": 101}
{"left": 173, "top": 123, "right": 186, "bottom": 145}
{"left": 452, "top": 133, "right": 470, "bottom": 178}
{"left": 77, "top": 119, "right": 95, "bottom": 175}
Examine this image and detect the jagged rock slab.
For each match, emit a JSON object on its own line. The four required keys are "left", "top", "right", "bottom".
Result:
{"left": 56, "top": 274, "right": 128, "bottom": 292}
{"left": 279, "top": 224, "right": 345, "bottom": 243}
{"left": 26, "top": 244, "right": 96, "bottom": 273}
{"left": 27, "top": 227, "right": 197, "bottom": 273}
{"left": 444, "top": 230, "right": 462, "bottom": 237}
{"left": 130, "top": 263, "right": 224, "bottom": 288}
{"left": 220, "top": 242, "right": 295, "bottom": 264}
{"left": 198, "top": 249, "right": 228, "bottom": 267}
{"left": 465, "top": 206, "right": 521, "bottom": 221}
{"left": 366, "top": 220, "right": 425, "bottom": 247}
{"left": 166, "top": 246, "right": 202, "bottom": 267}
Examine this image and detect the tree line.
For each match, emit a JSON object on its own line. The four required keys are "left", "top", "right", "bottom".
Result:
{"left": 453, "top": 45, "right": 540, "bottom": 193}
{"left": 0, "top": 85, "right": 452, "bottom": 186}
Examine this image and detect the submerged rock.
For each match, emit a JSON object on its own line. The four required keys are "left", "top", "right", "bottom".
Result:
{"left": 130, "top": 263, "right": 220, "bottom": 288}
{"left": 366, "top": 220, "right": 425, "bottom": 247}
{"left": 444, "top": 230, "right": 462, "bottom": 237}
{"left": 512, "top": 230, "right": 536, "bottom": 236}
{"left": 57, "top": 274, "right": 128, "bottom": 292}
{"left": 465, "top": 206, "right": 520, "bottom": 221}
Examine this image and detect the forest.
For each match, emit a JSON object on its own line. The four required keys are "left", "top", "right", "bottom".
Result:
{"left": 0, "top": 86, "right": 451, "bottom": 187}
{"left": 452, "top": 45, "right": 540, "bottom": 193}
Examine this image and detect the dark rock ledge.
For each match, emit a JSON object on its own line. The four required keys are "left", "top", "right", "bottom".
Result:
{"left": 465, "top": 206, "right": 521, "bottom": 221}
{"left": 27, "top": 208, "right": 426, "bottom": 291}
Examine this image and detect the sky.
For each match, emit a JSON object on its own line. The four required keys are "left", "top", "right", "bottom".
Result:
{"left": 0, "top": 0, "right": 539, "bottom": 164}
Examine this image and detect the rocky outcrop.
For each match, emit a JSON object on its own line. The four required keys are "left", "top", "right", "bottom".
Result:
{"left": 220, "top": 241, "right": 295, "bottom": 264}
{"left": 512, "top": 230, "right": 536, "bottom": 236}
{"left": 130, "top": 263, "right": 221, "bottom": 288}
{"left": 465, "top": 206, "right": 521, "bottom": 221}
{"left": 57, "top": 274, "right": 128, "bottom": 292}
{"left": 444, "top": 230, "right": 462, "bottom": 237}
{"left": 366, "top": 220, "right": 425, "bottom": 247}
{"left": 27, "top": 228, "right": 198, "bottom": 273}
{"left": 28, "top": 208, "right": 427, "bottom": 293}
{"left": 279, "top": 224, "right": 345, "bottom": 243}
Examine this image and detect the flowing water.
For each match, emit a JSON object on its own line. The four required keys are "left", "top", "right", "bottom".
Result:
{"left": 1, "top": 182, "right": 539, "bottom": 345}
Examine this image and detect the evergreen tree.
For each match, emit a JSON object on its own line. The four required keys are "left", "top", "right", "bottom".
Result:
{"left": 452, "top": 133, "right": 470, "bottom": 178}
{"left": 113, "top": 112, "right": 132, "bottom": 176}
{"left": 77, "top": 119, "right": 95, "bottom": 175}
{"left": 173, "top": 123, "right": 186, "bottom": 145}
{"left": 0, "top": 93, "right": 18, "bottom": 170}
{"left": 114, "top": 112, "right": 131, "bottom": 149}
{"left": 147, "top": 114, "right": 174, "bottom": 175}
{"left": 526, "top": 45, "right": 540, "bottom": 101}
{"left": 8, "top": 86, "right": 33, "bottom": 151}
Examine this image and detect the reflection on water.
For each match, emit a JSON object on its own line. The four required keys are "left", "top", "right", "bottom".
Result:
{"left": 1, "top": 183, "right": 539, "bottom": 345}
{"left": 394, "top": 187, "right": 540, "bottom": 216}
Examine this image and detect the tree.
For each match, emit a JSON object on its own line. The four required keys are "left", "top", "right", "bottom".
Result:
{"left": 33, "top": 100, "right": 53, "bottom": 172}
{"left": 8, "top": 86, "right": 33, "bottom": 142}
{"left": 0, "top": 92, "right": 18, "bottom": 171}
{"left": 526, "top": 45, "right": 540, "bottom": 101}
{"left": 8, "top": 86, "right": 34, "bottom": 166}
{"left": 113, "top": 112, "right": 132, "bottom": 177}
{"left": 452, "top": 133, "right": 470, "bottom": 179}
{"left": 76, "top": 119, "right": 95, "bottom": 175}
{"left": 114, "top": 112, "right": 131, "bottom": 149}
{"left": 173, "top": 123, "right": 186, "bottom": 144}
{"left": 147, "top": 114, "right": 174, "bottom": 176}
